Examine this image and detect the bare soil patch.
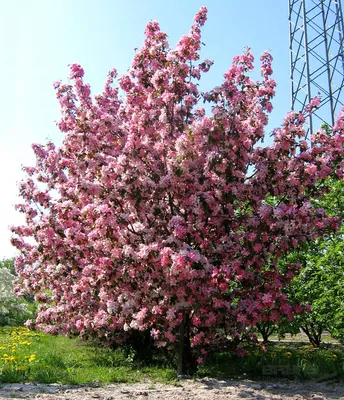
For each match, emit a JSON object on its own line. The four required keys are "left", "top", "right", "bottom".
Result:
{"left": 0, "top": 379, "right": 343, "bottom": 400}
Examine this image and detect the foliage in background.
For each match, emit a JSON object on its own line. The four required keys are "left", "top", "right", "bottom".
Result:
{"left": 0, "top": 258, "right": 16, "bottom": 275}
{"left": 0, "top": 259, "right": 30, "bottom": 326}
{"left": 277, "top": 177, "right": 344, "bottom": 346}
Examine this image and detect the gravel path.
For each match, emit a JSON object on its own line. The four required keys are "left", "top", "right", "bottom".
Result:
{"left": 0, "top": 379, "right": 344, "bottom": 400}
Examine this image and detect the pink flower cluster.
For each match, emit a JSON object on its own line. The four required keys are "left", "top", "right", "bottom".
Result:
{"left": 11, "top": 7, "right": 344, "bottom": 356}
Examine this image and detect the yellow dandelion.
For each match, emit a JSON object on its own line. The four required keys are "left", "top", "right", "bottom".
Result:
{"left": 16, "top": 366, "right": 26, "bottom": 371}
{"left": 286, "top": 352, "right": 292, "bottom": 357}
{"left": 20, "top": 341, "right": 31, "bottom": 346}
{"left": 331, "top": 354, "right": 337, "bottom": 359}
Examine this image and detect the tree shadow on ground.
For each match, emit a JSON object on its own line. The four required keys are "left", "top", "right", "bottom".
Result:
{"left": 198, "top": 378, "right": 344, "bottom": 399}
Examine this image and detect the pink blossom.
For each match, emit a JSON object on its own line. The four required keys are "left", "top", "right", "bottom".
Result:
{"left": 69, "top": 64, "right": 84, "bottom": 79}
{"left": 236, "top": 347, "right": 247, "bottom": 357}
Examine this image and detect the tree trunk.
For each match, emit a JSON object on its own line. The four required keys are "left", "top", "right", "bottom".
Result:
{"left": 257, "top": 322, "right": 275, "bottom": 343}
{"left": 177, "top": 311, "right": 196, "bottom": 376}
{"left": 301, "top": 324, "right": 322, "bottom": 347}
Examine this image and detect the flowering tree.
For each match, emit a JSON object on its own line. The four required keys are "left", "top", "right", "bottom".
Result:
{"left": 11, "top": 7, "right": 344, "bottom": 374}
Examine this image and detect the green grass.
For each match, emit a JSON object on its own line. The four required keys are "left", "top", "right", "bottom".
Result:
{"left": 0, "top": 326, "right": 343, "bottom": 384}
{"left": 0, "top": 327, "right": 175, "bottom": 384}
{"left": 198, "top": 341, "right": 344, "bottom": 381}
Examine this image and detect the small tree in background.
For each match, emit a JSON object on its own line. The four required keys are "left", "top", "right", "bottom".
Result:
{"left": 0, "top": 259, "right": 29, "bottom": 326}
{"left": 11, "top": 7, "right": 344, "bottom": 374}
{"left": 0, "top": 257, "right": 15, "bottom": 275}
{"left": 278, "top": 178, "right": 344, "bottom": 347}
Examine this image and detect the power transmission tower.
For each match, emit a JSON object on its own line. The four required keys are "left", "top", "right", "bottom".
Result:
{"left": 289, "top": 0, "right": 344, "bottom": 137}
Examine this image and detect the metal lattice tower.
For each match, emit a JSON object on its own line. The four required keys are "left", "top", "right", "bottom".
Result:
{"left": 289, "top": 0, "right": 344, "bottom": 137}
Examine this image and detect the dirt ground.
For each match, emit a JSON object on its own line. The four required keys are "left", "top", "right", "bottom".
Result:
{"left": 0, "top": 379, "right": 343, "bottom": 400}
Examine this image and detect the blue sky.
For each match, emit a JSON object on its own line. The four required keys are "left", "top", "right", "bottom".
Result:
{"left": 0, "top": 0, "right": 291, "bottom": 258}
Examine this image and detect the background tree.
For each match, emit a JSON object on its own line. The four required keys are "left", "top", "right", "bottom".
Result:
{"left": 0, "top": 258, "right": 29, "bottom": 326}
{"left": 0, "top": 257, "right": 15, "bottom": 275}
{"left": 11, "top": 7, "right": 344, "bottom": 374}
{"left": 278, "top": 178, "right": 344, "bottom": 346}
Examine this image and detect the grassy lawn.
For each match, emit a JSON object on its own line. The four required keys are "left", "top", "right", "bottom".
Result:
{"left": 0, "top": 326, "right": 343, "bottom": 384}
{"left": 0, "top": 327, "right": 175, "bottom": 384}
{"left": 199, "top": 341, "right": 344, "bottom": 381}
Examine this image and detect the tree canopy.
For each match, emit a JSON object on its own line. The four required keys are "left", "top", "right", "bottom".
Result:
{"left": 11, "top": 7, "right": 344, "bottom": 372}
